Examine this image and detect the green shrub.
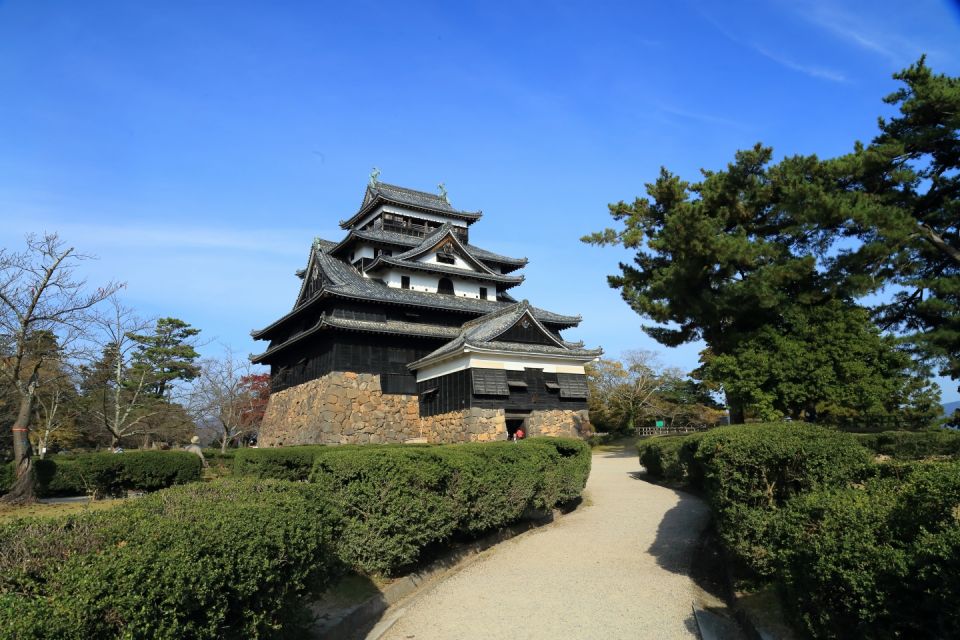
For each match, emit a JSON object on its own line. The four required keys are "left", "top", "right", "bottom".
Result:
{"left": 45, "top": 451, "right": 202, "bottom": 498}
{"left": 637, "top": 436, "right": 687, "bottom": 481}
{"left": 523, "top": 438, "right": 592, "bottom": 505}
{"left": 636, "top": 434, "right": 707, "bottom": 485}
{"left": 436, "top": 443, "right": 538, "bottom": 535}
{"left": 309, "top": 438, "right": 591, "bottom": 574}
{"left": 2, "top": 452, "right": 202, "bottom": 499}
{"left": 311, "top": 446, "right": 455, "bottom": 574}
{"left": 853, "top": 429, "right": 960, "bottom": 460}
{"left": 0, "top": 479, "right": 336, "bottom": 639}
{"left": 693, "top": 422, "right": 870, "bottom": 577}
{"left": 777, "top": 461, "right": 960, "bottom": 638}
{"left": 0, "top": 439, "right": 593, "bottom": 636}
{"left": 233, "top": 445, "right": 328, "bottom": 481}
{"left": 202, "top": 448, "right": 236, "bottom": 469}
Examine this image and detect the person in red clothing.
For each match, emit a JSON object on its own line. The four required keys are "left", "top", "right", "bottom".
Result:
{"left": 515, "top": 427, "right": 525, "bottom": 440}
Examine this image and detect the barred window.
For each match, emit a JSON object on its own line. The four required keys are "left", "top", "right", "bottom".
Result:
{"left": 472, "top": 368, "right": 508, "bottom": 396}
{"left": 557, "top": 373, "right": 588, "bottom": 398}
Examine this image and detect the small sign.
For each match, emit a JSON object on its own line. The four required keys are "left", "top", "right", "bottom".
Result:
{"left": 655, "top": 419, "right": 665, "bottom": 429}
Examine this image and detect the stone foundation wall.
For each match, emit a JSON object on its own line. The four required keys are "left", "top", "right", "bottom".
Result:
{"left": 524, "top": 409, "right": 593, "bottom": 438}
{"left": 259, "top": 372, "right": 421, "bottom": 446}
{"left": 259, "top": 373, "right": 591, "bottom": 446}
{"left": 420, "top": 408, "right": 506, "bottom": 443}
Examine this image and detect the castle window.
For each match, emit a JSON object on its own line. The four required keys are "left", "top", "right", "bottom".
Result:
{"left": 401, "top": 275, "right": 410, "bottom": 290}
{"left": 479, "top": 287, "right": 487, "bottom": 300}
{"left": 438, "top": 277, "right": 454, "bottom": 295}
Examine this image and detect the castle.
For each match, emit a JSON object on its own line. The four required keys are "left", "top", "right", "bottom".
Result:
{"left": 251, "top": 175, "right": 600, "bottom": 444}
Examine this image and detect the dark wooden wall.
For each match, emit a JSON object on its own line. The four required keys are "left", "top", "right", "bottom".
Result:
{"left": 417, "top": 367, "right": 588, "bottom": 417}
{"left": 497, "top": 322, "right": 563, "bottom": 346}
{"left": 270, "top": 332, "right": 440, "bottom": 394}
{"left": 417, "top": 369, "right": 472, "bottom": 416}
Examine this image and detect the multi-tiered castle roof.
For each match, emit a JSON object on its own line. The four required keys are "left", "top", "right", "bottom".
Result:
{"left": 251, "top": 176, "right": 599, "bottom": 400}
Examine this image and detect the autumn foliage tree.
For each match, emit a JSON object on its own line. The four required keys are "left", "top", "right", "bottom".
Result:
{"left": 238, "top": 373, "right": 270, "bottom": 439}
{"left": 190, "top": 351, "right": 268, "bottom": 453}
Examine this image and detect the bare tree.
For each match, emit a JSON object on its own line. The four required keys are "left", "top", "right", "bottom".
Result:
{"left": 85, "top": 297, "right": 159, "bottom": 448}
{"left": 190, "top": 349, "right": 263, "bottom": 453}
{"left": 0, "top": 234, "right": 120, "bottom": 503}
{"left": 33, "top": 377, "right": 81, "bottom": 458}
{"left": 587, "top": 350, "right": 723, "bottom": 434}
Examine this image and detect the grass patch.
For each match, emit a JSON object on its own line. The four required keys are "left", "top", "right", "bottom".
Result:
{"left": 592, "top": 436, "right": 636, "bottom": 454}
{"left": 0, "top": 499, "right": 124, "bottom": 525}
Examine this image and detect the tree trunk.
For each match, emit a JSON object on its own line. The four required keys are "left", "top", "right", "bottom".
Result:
{"left": 220, "top": 435, "right": 228, "bottom": 454}
{"left": 726, "top": 392, "right": 745, "bottom": 425}
{"left": 2, "top": 394, "right": 37, "bottom": 504}
{"left": 38, "top": 430, "right": 49, "bottom": 459}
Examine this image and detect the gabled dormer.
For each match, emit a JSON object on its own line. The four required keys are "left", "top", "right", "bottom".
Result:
{"left": 394, "top": 225, "right": 500, "bottom": 275}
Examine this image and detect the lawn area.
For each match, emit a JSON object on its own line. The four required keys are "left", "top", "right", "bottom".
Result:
{"left": 591, "top": 435, "right": 636, "bottom": 454}
{"left": 0, "top": 498, "right": 124, "bottom": 524}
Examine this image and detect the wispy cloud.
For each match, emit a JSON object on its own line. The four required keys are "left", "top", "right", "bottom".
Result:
{"left": 700, "top": 10, "right": 848, "bottom": 83}
{"left": 654, "top": 103, "right": 751, "bottom": 129}
{"left": 3, "top": 219, "right": 322, "bottom": 258}
{"left": 752, "top": 44, "right": 848, "bottom": 83}
{"left": 796, "top": 1, "right": 933, "bottom": 66}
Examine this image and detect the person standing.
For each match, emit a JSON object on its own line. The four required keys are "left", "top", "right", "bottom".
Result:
{"left": 185, "top": 436, "right": 208, "bottom": 468}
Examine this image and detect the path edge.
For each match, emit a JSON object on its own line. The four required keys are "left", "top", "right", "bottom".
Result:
{"left": 310, "top": 504, "right": 579, "bottom": 640}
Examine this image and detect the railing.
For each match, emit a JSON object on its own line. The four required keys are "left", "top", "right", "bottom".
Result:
{"left": 637, "top": 425, "right": 709, "bottom": 438}
{"left": 380, "top": 220, "right": 467, "bottom": 242}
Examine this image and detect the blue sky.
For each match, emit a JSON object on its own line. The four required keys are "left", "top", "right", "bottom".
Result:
{"left": 1, "top": 1, "right": 958, "bottom": 401}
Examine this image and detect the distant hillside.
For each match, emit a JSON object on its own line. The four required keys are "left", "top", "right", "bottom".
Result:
{"left": 944, "top": 401, "right": 960, "bottom": 417}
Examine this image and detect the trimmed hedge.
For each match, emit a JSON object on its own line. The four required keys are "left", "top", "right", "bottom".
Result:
{"left": 201, "top": 448, "right": 237, "bottom": 468}
{"left": 2, "top": 451, "right": 203, "bottom": 499}
{"left": 853, "top": 429, "right": 960, "bottom": 460}
{"left": 694, "top": 423, "right": 870, "bottom": 577}
{"left": 637, "top": 434, "right": 706, "bottom": 484}
{"left": 233, "top": 445, "right": 328, "bottom": 481}
{"left": 777, "top": 461, "right": 960, "bottom": 638}
{"left": 0, "top": 438, "right": 593, "bottom": 637}
{"left": 0, "top": 479, "right": 336, "bottom": 639}
{"left": 638, "top": 424, "right": 960, "bottom": 636}
{"left": 311, "top": 438, "right": 591, "bottom": 574}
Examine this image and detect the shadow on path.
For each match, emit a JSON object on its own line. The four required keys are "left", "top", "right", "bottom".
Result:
{"left": 627, "top": 470, "right": 731, "bottom": 606}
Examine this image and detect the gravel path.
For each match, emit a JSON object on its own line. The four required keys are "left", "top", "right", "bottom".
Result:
{"left": 377, "top": 445, "right": 734, "bottom": 640}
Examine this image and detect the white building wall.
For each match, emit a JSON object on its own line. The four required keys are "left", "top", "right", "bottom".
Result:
{"left": 381, "top": 268, "right": 494, "bottom": 300}
{"left": 351, "top": 244, "right": 375, "bottom": 260}
{"left": 416, "top": 353, "right": 588, "bottom": 382}
{"left": 419, "top": 251, "right": 477, "bottom": 272}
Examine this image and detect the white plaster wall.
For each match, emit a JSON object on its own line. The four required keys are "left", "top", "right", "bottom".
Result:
{"left": 419, "top": 251, "right": 477, "bottom": 272}
{"left": 415, "top": 354, "right": 472, "bottom": 382}
{"left": 469, "top": 354, "right": 586, "bottom": 374}
{"left": 453, "top": 279, "right": 482, "bottom": 298}
{"left": 409, "top": 271, "right": 440, "bottom": 293}
{"left": 351, "top": 244, "right": 375, "bottom": 260}
{"left": 380, "top": 268, "right": 492, "bottom": 300}
{"left": 416, "top": 353, "right": 588, "bottom": 382}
